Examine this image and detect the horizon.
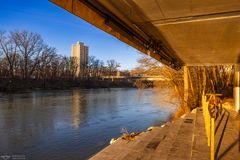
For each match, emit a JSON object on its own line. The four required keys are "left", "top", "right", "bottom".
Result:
{"left": 0, "top": 0, "right": 145, "bottom": 70}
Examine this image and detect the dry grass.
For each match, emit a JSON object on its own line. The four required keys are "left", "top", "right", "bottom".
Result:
{"left": 222, "top": 98, "right": 234, "bottom": 110}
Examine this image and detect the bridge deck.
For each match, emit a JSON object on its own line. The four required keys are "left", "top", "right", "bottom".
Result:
{"left": 89, "top": 108, "right": 210, "bottom": 160}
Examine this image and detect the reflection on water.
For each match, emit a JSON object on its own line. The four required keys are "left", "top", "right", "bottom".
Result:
{"left": 71, "top": 91, "right": 82, "bottom": 129}
{"left": 0, "top": 88, "right": 176, "bottom": 160}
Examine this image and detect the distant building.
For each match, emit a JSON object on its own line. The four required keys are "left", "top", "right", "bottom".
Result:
{"left": 71, "top": 41, "right": 88, "bottom": 77}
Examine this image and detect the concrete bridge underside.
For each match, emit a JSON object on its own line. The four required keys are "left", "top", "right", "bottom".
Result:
{"left": 50, "top": 0, "right": 240, "bottom": 69}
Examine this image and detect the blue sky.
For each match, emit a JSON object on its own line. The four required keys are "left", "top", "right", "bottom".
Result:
{"left": 0, "top": 0, "right": 144, "bottom": 70}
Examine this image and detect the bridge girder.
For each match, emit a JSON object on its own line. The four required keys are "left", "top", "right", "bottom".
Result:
{"left": 50, "top": 0, "right": 240, "bottom": 69}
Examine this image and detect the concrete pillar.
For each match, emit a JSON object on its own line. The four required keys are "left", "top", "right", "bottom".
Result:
{"left": 234, "top": 64, "right": 240, "bottom": 111}
{"left": 183, "top": 66, "right": 189, "bottom": 111}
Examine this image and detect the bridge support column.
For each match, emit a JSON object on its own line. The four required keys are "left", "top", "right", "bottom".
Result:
{"left": 184, "top": 66, "right": 189, "bottom": 112}
{"left": 234, "top": 64, "right": 240, "bottom": 112}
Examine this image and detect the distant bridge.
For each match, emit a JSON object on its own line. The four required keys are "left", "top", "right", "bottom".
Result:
{"left": 101, "top": 75, "right": 169, "bottom": 81}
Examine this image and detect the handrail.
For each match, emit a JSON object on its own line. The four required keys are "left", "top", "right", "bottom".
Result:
{"left": 208, "top": 103, "right": 216, "bottom": 160}
{"left": 202, "top": 94, "right": 210, "bottom": 146}
{"left": 202, "top": 93, "right": 223, "bottom": 160}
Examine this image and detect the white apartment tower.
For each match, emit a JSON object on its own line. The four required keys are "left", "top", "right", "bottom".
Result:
{"left": 71, "top": 41, "right": 88, "bottom": 77}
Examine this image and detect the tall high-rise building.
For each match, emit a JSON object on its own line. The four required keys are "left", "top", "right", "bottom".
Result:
{"left": 71, "top": 41, "right": 88, "bottom": 77}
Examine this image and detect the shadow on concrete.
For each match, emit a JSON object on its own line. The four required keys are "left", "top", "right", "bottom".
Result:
{"left": 217, "top": 137, "right": 239, "bottom": 160}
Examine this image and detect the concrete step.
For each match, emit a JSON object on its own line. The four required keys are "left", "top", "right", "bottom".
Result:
{"left": 191, "top": 108, "right": 210, "bottom": 160}
{"left": 149, "top": 118, "right": 185, "bottom": 160}
{"left": 166, "top": 113, "right": 196, "bottom": 160}
{"left": 138, "top": 118, "right": 185, "bottom": 160}
{"left": 120, "top": 118, "right": 185, "bottom": 160}
{"left": 89, "top": 109, "right": 213, "bottom": 160}
{"left": 89, "top": 125, "right": 168, "bottom": 160}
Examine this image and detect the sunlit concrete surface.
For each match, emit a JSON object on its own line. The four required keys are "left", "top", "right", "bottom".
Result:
{"left": 89, "top": 108, "right": 240, "bottom": 160}
{"left": 89, "top": 108, "right": 210, "bottom": 160}
{"left": 214, "top": 109, "right": 240, "bottom": 160}
{"left": 234, "top": 65, "right": 240, "bottom": 111}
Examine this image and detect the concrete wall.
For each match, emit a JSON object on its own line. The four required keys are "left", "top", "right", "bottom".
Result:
{"left": 234, "top": 65, "right": 240, "bottom": 111}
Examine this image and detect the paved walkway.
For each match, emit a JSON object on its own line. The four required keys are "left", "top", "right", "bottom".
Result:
{"left": 215, "top": 109, "right": 240, "bottom": 160}
{"left": 89, "top": 108, "right": 240, "bottom": 160}
{"left": 90, "top": 108, "right": 210, "bottom": 160}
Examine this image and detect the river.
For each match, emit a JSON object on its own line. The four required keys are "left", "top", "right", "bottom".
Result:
{"left": 0, "top": 88, "right": 177, "bottom": 160}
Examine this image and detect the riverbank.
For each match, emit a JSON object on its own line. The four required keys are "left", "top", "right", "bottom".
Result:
{"left": 0, "top": 77, "right": 169, "bottom": 92}
{"left": 0, "top": 78, "right": 135, "bottom": 92}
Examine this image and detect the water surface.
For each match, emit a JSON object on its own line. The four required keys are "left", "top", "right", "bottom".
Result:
{"left": 0, "top": 88, "right": 176, "bottom": 160}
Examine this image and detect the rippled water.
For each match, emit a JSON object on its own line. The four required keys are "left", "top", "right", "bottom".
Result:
{"left": 0, "top": 88, "right": 176, "bottom": 160}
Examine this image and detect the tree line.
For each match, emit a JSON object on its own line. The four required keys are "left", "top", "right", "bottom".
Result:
{"left": 0, "top": 30, "right": 121, "bottom": 80}
{"left": 132, "top": 56, "right": 234, "bottom": 115}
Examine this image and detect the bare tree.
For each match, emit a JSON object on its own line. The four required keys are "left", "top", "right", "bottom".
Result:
{"left": 70, "top": 57, "right": 79, "bottom": 78}
{"left": 107, "top": 59, "right": 120, "bottom": 76}
{"left": 0, "top": 30, "right": 124, "bottom": 90}
{"left": 36, "top": 45, "right": 57, "bottom": 80}
{"left": 133, "top": 56, "right": 234, "bottom": 116}
{"left": 10, "top": 30, "right": 44, "bottom": 79}
{"left": 0, "top": 31, "right": 19, "bottom": 78}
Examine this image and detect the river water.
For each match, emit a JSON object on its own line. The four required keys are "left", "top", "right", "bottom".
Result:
{"left": 0, "top": 88, "right": 176, "bottom": 160}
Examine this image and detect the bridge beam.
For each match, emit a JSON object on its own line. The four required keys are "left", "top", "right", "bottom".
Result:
{"left": 234, "top": 64, "right": 240, "bottom": 112}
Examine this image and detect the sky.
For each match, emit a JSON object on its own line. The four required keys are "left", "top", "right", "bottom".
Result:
{"left": 0, "top": 0, "right": 144, "bottom": 70}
